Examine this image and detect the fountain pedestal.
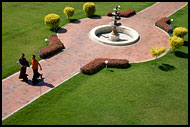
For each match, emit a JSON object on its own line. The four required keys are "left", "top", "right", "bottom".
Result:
{"left": 108, "top": 6, "right": 120, "bottom": 41}
{"left": 109, "top": 26, "right": 120, "bottom": 41}
{"left": 108, "top": 33, "right": 120, "bottom": 41}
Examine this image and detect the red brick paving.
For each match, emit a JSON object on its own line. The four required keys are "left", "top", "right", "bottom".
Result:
{"left": 2, "top": 2, "right": 187, "bottom": 120}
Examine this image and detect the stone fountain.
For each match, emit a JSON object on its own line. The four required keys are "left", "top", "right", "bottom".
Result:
{"left": 108, "top": 5, "right": 121, "bottom": 41}
{"left": 89, "top": 5, "right": 140, "bottom": 46}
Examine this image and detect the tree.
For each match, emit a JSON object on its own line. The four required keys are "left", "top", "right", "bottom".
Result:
{"left": 169, "top": 36, "right": 184, "bottom": 54}
{"left": 150, "top": 46, "right": 166, "bottom": 65}
{"left": 44, "top": 14, "right": 60, "bottom": 31}
{"left": 173, "top": 27, "right": 188, "bottom": 38}
{"left": 63, "top": 6, "right": 75, "bottom": 21}
{"left": 83, "top": 2, "right": 96, "bottom": 17}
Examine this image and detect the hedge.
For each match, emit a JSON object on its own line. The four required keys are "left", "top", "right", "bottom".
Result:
{"left": 39, "top": 35, "right": 65, "bottom": 59}
{"left": 155, "top": 17, "right": 172, "bottom": 33}
{"left": 107, "top": 9, "right": 136, "bottom": 17}
{"left": 80, "top": 58, "right": 129, "bottom": 75}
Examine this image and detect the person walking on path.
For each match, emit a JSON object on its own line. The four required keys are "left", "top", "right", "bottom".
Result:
{"left": 31, "top": 55, "right": 43, "bottom": 84}
{"left": 18, "top": 53, "right": 29, "bottom": 82}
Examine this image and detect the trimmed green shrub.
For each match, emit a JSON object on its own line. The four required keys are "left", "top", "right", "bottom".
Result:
{"left": 44, "top": 14, "right": 60, "bottom": 30}
{"left": 173, "top": 27, "right": 188, "bottom": 38}
{"left": 83, "top": 2, "right": 96, "bottom": 17}
{"left": 63, "top": 6, "right": 75, "bottom": 20}
{"left": 169, "top": 36, "right": 184, "bottom": 52}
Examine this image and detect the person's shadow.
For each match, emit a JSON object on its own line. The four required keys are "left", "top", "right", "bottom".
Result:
{"left": 26, "top": 78, "right": 54, "bottom": 88}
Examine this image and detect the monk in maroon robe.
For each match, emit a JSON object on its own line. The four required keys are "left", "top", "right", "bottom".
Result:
{"left": 18, "top": 53, "right": 29, "bottom": 81}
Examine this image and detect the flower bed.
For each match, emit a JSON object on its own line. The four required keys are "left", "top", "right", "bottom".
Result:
{"left": 80, "top": 58, "right": 129, "bottom": 75}
{"left": 107, "top": 9, "right": 136, "bottom": 17}
{"left": 155, "top": 17, "right": 172, "bottom": 33}
{"left": 39, "top": 34, "right": 65, "bottom": 59}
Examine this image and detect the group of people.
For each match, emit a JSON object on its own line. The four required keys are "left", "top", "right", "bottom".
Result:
{"left": 18, "top": 53, "right": 43, "bottom": 84}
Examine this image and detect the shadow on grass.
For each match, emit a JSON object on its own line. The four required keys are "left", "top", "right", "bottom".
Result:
{"left": 101, "top": 64, "right": 131, "bottom": 74}
{"left": 70, "top": 19, "right": 81, "bottom": 24}
{"left": 107, "top": 64, "right": 132, "bottom": 72}
{"left": 84, "top": 64, "right": 131, "bottom": 75}
{"left": 26, "top": 79, "right": 54, "bottom": 88}
{"left": 50, "top": 27, "right": 61, "bottom": 33}
{"left": 158, "top": 63, "right": 175, "bottom": 72}
{"left": 183, "top": 41, "right": 188, "bottom": 47}
{"left": 174, "top": 51, "right": 188, "bottom": 58}
{"left": 107, "top": 69, "right": 114, "bottom": 72}
{"left": 88, "top": 15, "right": 102, "bottom": 19}
{"left": 56, "top": 27, "right": 67, "bottom": 33}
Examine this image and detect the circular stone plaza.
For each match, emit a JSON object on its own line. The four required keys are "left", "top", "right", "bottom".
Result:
{"left": 2, "top": 2, "right": 187, "bottom": 123}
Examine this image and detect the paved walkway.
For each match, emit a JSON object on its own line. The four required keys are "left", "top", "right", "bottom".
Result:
{"left": 2, "top": 2, "right": 187, "bottom": 120}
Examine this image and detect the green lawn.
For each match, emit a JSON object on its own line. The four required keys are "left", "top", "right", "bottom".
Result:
{"left": 2, "top": 4, "right": 188, "bottom": 125}
{"left": 2, "top": 2, "right": 155, "bottom": 79}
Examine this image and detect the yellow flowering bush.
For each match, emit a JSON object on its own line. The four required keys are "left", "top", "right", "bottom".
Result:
{"left": 44, "top": 14, "right": 60, "bottom": 30}
{"left": 169, "top": 36, "right": 184, "bottom": 52}
{"left": 83, "top": 2, "right": 96, "bottom": 17}
{"left": 150, "top": 46, "right": 166, "bottom": 57}
{"left": 63, "top": 6, "right": 75, "bottom": 20}
{"left": 150, "top": 46, "right": 166, "bottom": 65}
{"left": 173, "top": 27, "right": 188, "bottom": 38}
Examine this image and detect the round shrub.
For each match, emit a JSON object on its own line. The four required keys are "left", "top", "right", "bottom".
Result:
{"left": 173, "top": 27, "right": 188, "bottom": 38}
{"left": 63, "top": 6, "right": 75, "bottom": 20}
{"left": 44, "top": 14, "right": 60, "bottom": 30}
{"left": 169, "top": 36, "right": 184, "bottom": 52}
{"left": 83, "top": 2, "right": 96, "bottom": 17}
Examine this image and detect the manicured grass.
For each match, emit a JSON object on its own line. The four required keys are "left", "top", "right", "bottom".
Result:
{"left": 2, "top": 47, "right": 188, "bottom": 125}
{"left": 2, "top": 4, "right": 188, "bottom": 125}
{"left": 2, "top": 2, "right": 155, "bottom": 79}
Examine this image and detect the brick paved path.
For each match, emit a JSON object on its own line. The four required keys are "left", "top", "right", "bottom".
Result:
{"left": 2, "top": 2, "right": 187, "bottom": 120}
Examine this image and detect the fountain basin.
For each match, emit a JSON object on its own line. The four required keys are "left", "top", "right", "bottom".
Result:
{"left": 89, "top": 25, "right": 140, "bottom": 46}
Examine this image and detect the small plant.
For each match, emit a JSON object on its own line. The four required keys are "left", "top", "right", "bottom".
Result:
{"left": 150, "top": 46, "right": 166, "bottom": 65}
{"left": 63, "top": 6, "right": 75, "bottom": 20}
{"left": 169, "top": 36, "right": 184, "bottom": 53}
{"left": 44, "top": 14, "right": 60, "bottom": 31}
{"left": 173, "top": 27, "right": 188, "bottom": 38}
{"left": 83, "top": 2, "right": 96, "bottom": 17}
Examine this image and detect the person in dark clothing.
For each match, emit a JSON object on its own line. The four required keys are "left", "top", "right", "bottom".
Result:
{"left": 31, "top": 55, "right": 42, "bottom": 84}
{"left": 18, "top": 53, "right": 29, "bottom": 82}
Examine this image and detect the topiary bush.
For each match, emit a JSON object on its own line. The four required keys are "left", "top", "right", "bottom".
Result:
{"left": 83, "top": 2, "right": 96, "bottom": 17}
{"left": 155, "top": 17, "right": 172, "bottom": 33}
{"left": 39, "top": 35, "right": 65, "bottom": 59}
{"left": 169, "top": 36, "right": 184, "bottom": 53}
{"left": 173, "top": 27, "right": 188, "bottom": 38}
{"left": 44, "top": 14, "right": 60, "bottom": 31}
{"left": 63, "top": 6, "right": 75, "bottom": 20}
{"left": 80, "top": 58, "right": 129, "bottom": 75}
{"left": 107, "top": 9, "right": 136, "bottom": 17}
